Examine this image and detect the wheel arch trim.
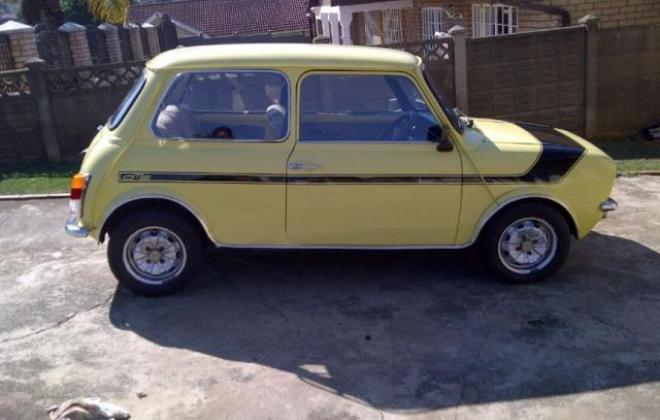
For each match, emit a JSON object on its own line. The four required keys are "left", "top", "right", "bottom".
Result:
{"left": 469, "top": 194, "right": 579, "bottom": 244}
{"left": 98, "top": 193, "right": 218, "bottom": 245}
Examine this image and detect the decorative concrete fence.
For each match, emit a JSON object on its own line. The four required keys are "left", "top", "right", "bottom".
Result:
{"left": 0, "top": 59, "right": 145, "bottom": 164}
{"left": 389, "top": 17, "right": 660, "bottom": 139}
{"left": 0, "top": 19, "right": 163, "bottom": 70}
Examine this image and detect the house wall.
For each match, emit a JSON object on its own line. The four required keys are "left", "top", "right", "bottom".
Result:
{"left": 345, "top": 0, "right": 660, "bottom": 46}
{"left": 348, "top": 0, "right": 472, "bottom": 45}
{"left": 538, "top": 0, "right": 660, "bottom": 29}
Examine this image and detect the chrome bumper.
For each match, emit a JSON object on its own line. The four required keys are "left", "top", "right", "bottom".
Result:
{"left": 600, "top": 197, "right": 618, "bottom": 216}
{"left": 65, "top": 216, "right": 89, "bottom": 238}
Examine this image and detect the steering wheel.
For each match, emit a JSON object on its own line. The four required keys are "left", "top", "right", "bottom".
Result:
{"left": 379, "top": 111, "right": 416, "bottom": 141}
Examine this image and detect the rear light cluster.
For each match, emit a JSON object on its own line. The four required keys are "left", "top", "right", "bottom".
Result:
{"left": 69, "top": 172, "right": 90, "bottom": 219}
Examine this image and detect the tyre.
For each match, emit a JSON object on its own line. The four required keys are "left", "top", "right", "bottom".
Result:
{"left": 480, "top": 202, "right": 570, "bottom": 283}
{"left": 107, "top": 210, "right": 204, "bottom": 296}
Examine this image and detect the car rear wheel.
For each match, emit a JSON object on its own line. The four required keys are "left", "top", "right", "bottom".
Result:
{"left": 107, "top": 210, "right": 203, "bottom": 296}
{"left": 481, "top": 203, "right": 570, "bottom": 283}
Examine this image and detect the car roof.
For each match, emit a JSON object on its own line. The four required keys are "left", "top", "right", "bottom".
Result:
{"left": 147, "top": 43, "right": 422, "bottom": 71}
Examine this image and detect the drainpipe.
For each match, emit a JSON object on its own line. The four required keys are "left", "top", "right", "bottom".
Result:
{"left": 307, "top": 0, "right": 318, "bottom": 41}
{"left": 503, "top": 0, "right": 571, "bottom": 27}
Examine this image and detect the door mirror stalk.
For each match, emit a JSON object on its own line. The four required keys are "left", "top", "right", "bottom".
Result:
{"left": 427, "top": 125, "right": 454, "bottom": 152}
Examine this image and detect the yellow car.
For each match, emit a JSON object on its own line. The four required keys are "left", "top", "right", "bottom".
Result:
{"left": 65, "top": 44, "right": 617, "bottom": 296}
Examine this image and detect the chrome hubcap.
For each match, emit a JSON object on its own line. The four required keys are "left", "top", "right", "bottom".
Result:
{"left": 123, "top": 227, "right": 187, "bottom": 284}
{"left": 498, "top": 218, "right": 557, "bottom": 274}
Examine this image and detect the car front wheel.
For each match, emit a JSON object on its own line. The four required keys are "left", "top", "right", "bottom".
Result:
{"left": 107, "top": 210, "right": 203, "bottom": 296}
{"left": 481, "top": 203, "right": 571, "bottom": 283}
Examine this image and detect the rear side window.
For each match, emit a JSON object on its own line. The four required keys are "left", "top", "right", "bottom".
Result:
{"left": 299, "top": 73, "right": 441, "bottom": 142}
{"left": 152, "top": 71, "right": 289, "bottom": 141}
{"left": 108, "top": 71, "right": 146, "bottom": 130}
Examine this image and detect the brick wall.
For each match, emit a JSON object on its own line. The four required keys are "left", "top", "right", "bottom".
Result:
{"left": 541, "top": 0, "right": 660, "bottom": 29}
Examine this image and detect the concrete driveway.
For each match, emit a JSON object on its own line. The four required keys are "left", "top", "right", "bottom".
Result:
{"left": 1, "top": 176, "right": 659, "bottom": 420}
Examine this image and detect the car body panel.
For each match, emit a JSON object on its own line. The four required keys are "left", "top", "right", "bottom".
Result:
{"left": 73, "top": 44, "right": 615, "bottom": 249}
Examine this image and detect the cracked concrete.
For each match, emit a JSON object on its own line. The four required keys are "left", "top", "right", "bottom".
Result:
{"left": 1, "top": 176, "right": 659, "bottom": 420}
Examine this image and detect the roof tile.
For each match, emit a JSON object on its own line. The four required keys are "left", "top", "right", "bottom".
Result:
{"left": 129, "top": 0, "right": 311, "bottom": 37}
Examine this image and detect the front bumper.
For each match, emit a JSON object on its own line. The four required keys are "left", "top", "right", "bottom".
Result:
{"left": 600, "top": 197, "right": 618, "bottom": 216}
{"left": 65, "top": 216, "right": 89, "bottom": 238}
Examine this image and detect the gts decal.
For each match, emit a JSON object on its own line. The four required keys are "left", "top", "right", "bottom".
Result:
{"left": 119, "top": 172, "right": 152, "bottom": 182}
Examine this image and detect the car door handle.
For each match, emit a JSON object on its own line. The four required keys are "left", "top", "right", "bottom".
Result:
{"left": 288, "top": 162, "right": 324, "bottom": 170}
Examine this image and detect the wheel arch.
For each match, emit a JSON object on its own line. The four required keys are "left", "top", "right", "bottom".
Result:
{"left": 474, "top": 195, "right": 578, "bottom": 243}
{"left": 99, "top": 195, "right": 216, "bottom": 246}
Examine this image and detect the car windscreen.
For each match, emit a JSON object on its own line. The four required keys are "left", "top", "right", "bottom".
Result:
{"left": 107, "top": 70, "right": 146, "bottom": 130}
{"left": 422, "top": 67, "right": 463, "bottom": 133}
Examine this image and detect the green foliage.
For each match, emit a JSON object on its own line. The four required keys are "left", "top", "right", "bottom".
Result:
{"left": 595, "top": 137, "right": 660, "bottom": 175}
{"left": 0, "top": 163, "right": 78, "bottom": 195}
{"left": 84, "top": 0, "right": 129, "bottom": 24}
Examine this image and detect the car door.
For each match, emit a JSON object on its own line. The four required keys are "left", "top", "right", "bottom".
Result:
{"left": 286, "top": 72, "right": 462, "bottom": 246}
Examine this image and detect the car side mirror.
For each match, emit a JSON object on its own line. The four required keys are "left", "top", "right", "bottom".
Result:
{"left": 427, "top": 125, "right": 453, "bottom": 152}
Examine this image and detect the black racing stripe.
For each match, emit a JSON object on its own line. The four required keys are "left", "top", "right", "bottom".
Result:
{"left": 513, "top": 122, "right": 585, "bottom": 182}
{"left": 119, "top": 124, "right": 585, "bottom": 186}
{"left": 119, "top": 172, "right": 464, "bottom": 185}
{"left": 287, "top": 175, "right": 464, "bottom": 184}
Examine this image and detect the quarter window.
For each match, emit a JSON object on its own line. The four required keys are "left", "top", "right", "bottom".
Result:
{"left": 153, "top": 71, "right": 289, "bottom": 141}
{"left": 108, "top": 70, "right": 146, "bottom": 130}
{"left": 299, "top": 74, "right": 442, "bottom": 142}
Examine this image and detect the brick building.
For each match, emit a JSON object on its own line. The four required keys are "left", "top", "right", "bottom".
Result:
{"left": 310, "top": 0, "right": 660, "bottom": 44}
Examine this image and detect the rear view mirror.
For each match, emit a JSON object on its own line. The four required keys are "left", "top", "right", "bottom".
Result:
{"left": 427, "top": 125, "right": 453, "bottom": 152}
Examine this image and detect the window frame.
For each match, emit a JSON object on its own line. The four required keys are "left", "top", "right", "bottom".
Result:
{"left": 296, "top": 70, "right": 448, "bottom": 144}
{"left": 150, "top": 69, "right": 292, "bottom": 143}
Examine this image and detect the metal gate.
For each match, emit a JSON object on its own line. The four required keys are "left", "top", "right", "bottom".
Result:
{"left": 384, "top": 37, "right": 456, "bottom": 106}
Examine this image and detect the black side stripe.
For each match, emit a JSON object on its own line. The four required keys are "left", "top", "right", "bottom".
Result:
{"left": 118, "top": 124, "right": 585, "bottom": 186}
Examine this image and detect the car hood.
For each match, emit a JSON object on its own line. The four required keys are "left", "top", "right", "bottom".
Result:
{"left": 467, "top": 118, "right": 541, "bottom": 146}
{"left": 461, "top": 118, "right": 586, "bottom": 180}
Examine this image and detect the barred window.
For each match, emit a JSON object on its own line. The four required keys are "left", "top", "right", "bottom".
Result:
{"left": 422, "top": 7, "right": 446, "bottom": 40}
{"left": 472, "top": 3, "right": 518, "bottom": 38}
{"left": 364, "top": 11, "right": 379, "bottom": 45}
{"left": 382, "top": 9, "right": 404, "bottom": 44}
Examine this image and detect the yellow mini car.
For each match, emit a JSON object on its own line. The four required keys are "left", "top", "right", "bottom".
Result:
{"left": 65, "top": 44, "right": 617, "bottom": 295}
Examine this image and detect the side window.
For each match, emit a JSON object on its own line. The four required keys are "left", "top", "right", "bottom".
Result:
{"left": 299, "top": 74, "right": 441, "bottom": 142}
{"left": 153, "top": 71, "right": 289, "bottom": 141}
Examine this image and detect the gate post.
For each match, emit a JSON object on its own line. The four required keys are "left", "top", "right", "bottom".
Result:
{"left": 580, "top": 15, "right": 600, "bottom": 139}
{"left": 24, "top": 58, "right": 62, "bottom": 163}
{"left": 449, "top": 25, "right": 469, "bottom": 113}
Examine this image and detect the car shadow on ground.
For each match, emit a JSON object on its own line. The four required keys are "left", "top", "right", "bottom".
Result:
{"left": 109, "top": 232, "right": 660, "bottom": 411}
